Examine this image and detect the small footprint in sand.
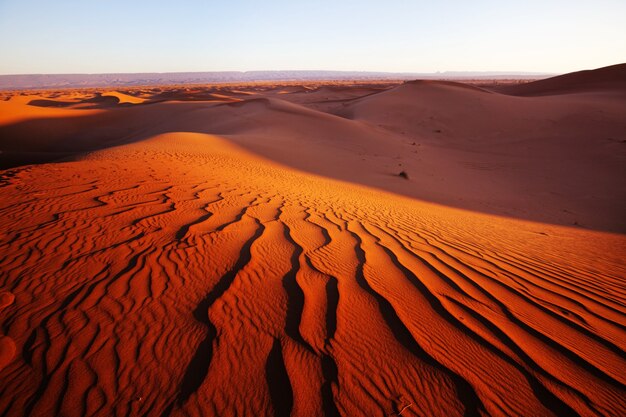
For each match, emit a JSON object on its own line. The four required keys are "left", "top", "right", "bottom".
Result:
{"left": 0, "top": 291, "right": 16, "bottom": 371}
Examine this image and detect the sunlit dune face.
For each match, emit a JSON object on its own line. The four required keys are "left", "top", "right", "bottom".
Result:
{"left": 0, "top": 72, "right": 625, "bottom": 417}
{"left": 100, "top": 91, "right": 147, "bottom": 104}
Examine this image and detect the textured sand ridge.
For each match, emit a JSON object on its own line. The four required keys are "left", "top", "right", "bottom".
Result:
{"left": 0, "top": 67, "right": 625, "bottom": 416}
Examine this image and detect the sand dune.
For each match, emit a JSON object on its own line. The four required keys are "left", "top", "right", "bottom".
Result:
{"left": 100, "top": 91, "right": 147, "bottom": 104}
{"left": 498, "top": 63, "right": 626, "bottom": 96}
{"left": 0, "top": 65, "right": 625, "bottom": 417}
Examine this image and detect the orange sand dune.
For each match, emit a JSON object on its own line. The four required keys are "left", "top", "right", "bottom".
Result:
{"left": 100, "top": 91, "right": 148, "bottom": 104}
{"left": 0, "top": 65, "right": 625, "bottom": 417}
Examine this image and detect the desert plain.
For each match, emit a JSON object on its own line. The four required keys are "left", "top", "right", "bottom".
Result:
{"left": 0, "top": 64, "right": 625, "bottom": 416}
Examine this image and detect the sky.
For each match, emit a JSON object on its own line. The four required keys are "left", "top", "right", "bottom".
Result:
{"left": 0, "top": 0, "right": 624, "bottom": 75}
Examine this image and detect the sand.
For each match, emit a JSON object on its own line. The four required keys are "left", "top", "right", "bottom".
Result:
{"left": 0, "top": 65, "right": 625, "bottom": 417}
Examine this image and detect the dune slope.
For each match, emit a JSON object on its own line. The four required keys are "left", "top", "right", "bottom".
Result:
{"left": 0, "top": 131, "right": 625, "bottom": 417}
{"left": 497, "top": 63, "right": 626, "bottom": 96}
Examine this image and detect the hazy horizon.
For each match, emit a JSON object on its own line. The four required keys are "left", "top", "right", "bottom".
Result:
{"left": 0, "top": 69, "right": 558, "bottom": 76}
{"left": 1, "top": 0, "right": 625, "bottom": 75}
{"left": 0, "top": 69, "right": 562, "bottom": 90}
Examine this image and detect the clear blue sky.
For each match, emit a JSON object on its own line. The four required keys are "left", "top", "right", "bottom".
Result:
{"left": 0, "top": 0, "right": 624, "bottom": 75}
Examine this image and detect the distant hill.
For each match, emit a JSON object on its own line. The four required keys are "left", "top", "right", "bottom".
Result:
{"left": 498, "top": 63, "right": 626, "bottom": 96}
{"left": 0, "top": 70, "right": 552, "bottom": 90}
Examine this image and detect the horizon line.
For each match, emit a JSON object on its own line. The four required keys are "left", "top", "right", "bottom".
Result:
{"left": 0, "top": 69, "right": 560, "bottom": 77}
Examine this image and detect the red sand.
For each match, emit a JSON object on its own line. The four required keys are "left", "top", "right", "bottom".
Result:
{"left": 0, "top": 65, "right": 625, "bottom": 417}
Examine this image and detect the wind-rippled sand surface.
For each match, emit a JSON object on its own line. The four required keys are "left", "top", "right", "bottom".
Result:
{"left": 1, "top": 66, "right": 625, "bottom": 416}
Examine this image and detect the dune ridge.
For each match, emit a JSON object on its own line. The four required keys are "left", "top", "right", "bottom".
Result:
{"left": 0, "top": 65, "right": 625, "bottom": 417}
{"left": 498, "top": 63, "right": 626, "bottom": 96}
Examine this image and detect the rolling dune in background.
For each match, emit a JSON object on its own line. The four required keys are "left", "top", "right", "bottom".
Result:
{"left": 0, "top": 65, "right": 625, "bottom": 417}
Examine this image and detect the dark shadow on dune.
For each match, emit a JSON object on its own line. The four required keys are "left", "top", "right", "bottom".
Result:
{"left": 265, "top": 338, "right": 294, "bottom": 417}
{"left": 28, "top": 94, "right": 122, "bottom": 109}
{"left": 349, "top": 229, "right": 486, "bottom": 417}
{"left": 162, "top": 219, "right": 266, "bottom": 414}
{"left": 320, "top": 354, "right": 340, "bottom": 417}
{"left": 0, "top": 150, "right": 76, "bottom": 169}
{"left": 81, "top": 94, "right": 121, "bottom": 107}
{"left": 0, "top": 104, "right": 177, "bottom": 169}
{"left": 28, "top": 99, "right": 78, "bottom": 108}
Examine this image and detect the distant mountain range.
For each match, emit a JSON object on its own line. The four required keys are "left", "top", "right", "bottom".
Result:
{"left": 0, "top": 70, "right": 554, "bottom": 90}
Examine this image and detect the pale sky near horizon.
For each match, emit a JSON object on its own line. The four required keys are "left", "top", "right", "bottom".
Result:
{"left": 0, "top": 0, "right": 624, "bottom": 75}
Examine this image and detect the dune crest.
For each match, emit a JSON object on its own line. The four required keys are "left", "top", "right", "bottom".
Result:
{"left": 498, "top": 63, "right": 626, "bottom": 96}
{"left": 101, "top": 91, "right": 147, "bottom": 104}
